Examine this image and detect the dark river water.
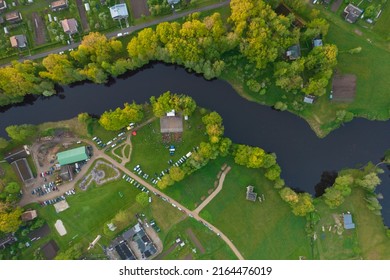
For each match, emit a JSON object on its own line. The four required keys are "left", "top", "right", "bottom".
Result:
{"left": 1, "top": 63, "right": 389, "bottom": 225}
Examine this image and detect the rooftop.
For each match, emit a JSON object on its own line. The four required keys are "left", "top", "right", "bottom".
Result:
{"left": 109, "top": 3, "right": 129, "bottom": 19}
{"left": 246, "top": 185, "right": 257, "bottom": 202}
{"left": 343, "top": 213, "right": 355, "bottom": 230}
{"left": 4, "top": 146, "right": 29, "bottom": 164}
{"left": 286, "top": 44, "right": 301, "bottom": 60}
{"left": 57, "top": 146, "right": 88, "bottom": 166}
{"left": 344, "top": 4, "right": 363, "bottom": 23}
{"left": 41, "top": 240, "right": 60, "bottom": 260}
{"left": 160, "top": 116, "right": 183, "bottom": 133}
{"left": 313, "top": 39, "right": 323, "bottom": 47}
{"left": 12, "top": 158, "right": 33, "bottom": 182}
{"left": 21, "top": 210, "right": 37, "bottom": 222}
{"left": 61, "top": 18, "right": 78, "bottom": 34}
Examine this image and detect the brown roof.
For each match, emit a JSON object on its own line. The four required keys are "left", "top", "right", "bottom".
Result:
{"left": 9, "top": 35, "right": 27, "bottom": 48}
{"left": 61, "top": 18, "right": 78, "bottom": 34}
{"left": 5, "top": 146, "right": 28, "bottom": 163}
{"left": 21, "top": 210, "right": 37, "bottom": 222}
{"left": 5, "top": 11, "right": 21, "bottom": 22}
{"left": 160, "top": 116, "right": 183, "bottom": 133}
{"left": 51, "top": 0, "right": 68, "bottom": 9}
{"left": 332, "top": 74, "right": 357, "bottom": 102}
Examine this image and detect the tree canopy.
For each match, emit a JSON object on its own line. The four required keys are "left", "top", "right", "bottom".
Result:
{"left": 99, "top": 102, "right": 144, "bottom": 131}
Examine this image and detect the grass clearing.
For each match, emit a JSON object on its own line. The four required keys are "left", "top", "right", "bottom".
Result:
{"left": 160, "top": 217, "right": 237, "bottom": 260}
{"left": 200, "top": 157, "right": 311, "bottom": 259}
{"left": 126, "top": 108, "right": 208, "bottom": 175}
{"left": 314, "top": 188, "right": 390, "bottom": 260}
{"left": 164, "top": 157, "right": 226, "bottom": 210}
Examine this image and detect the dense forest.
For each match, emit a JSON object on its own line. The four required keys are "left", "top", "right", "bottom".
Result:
{"left": 0, "top": 0, "right": 337, "bottom": 107}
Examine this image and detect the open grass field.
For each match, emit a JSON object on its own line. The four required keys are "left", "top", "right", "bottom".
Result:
{"left": 200, "top": 157, "right": 311, "bottom": 259}
{"left": 160, "top": 217, "right": 237, "bottom": 260}
{"left": 314, "top": 188, "right": 390, "bottom": 259}
{"left": 126, "top": 108, "right": 208, "bottom": 175}
{"left": 164, "top": 157, "right": 226, "bottom": 210}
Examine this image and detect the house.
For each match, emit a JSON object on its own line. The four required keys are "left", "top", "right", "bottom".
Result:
{"left": 303, "top": 95, "right": 315, "bottom": 104}
{"left": 109, "top": 3, "right": 129, "bottom": 20}
{"left": 50, "top": 0, "right": 68, "bottom": 12}
{"left": 343, "top": 213, "right": 355, "bottom": 229}
{"left": 286, "top": 44, "right": 301, "bottom": 60}
{"left": 313, "top": 38, "right": 323, "bottom": 47}
{"left": 344, "top": 4, "right": 363, "bottom": 23}
{"left": 246, "top": 186, "right": 257, "bottom": 202}
{"left": 56, "top": 146, "right": 89, "bottom": 166}
{"left": 10, "top": 34, "right": 27, "bottom": 48}
{"left": 0, "top": 0, "right": 7, "bottom": 12}
{"left": 5, "top": 11, "right": 22, "bottom": 23}
{"left": 21, "top": 210, "right": 37, "bottom": 222}
{"left": 61, "top": 18, "right": 78, "bottom": 35}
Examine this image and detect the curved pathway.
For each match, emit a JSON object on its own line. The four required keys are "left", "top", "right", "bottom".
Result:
{"left": 194, "top": 166, "right": 231, "bottom": 214}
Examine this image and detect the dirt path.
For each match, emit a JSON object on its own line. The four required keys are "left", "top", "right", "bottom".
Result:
{"left": 186, "top": 228, "right": 205, "bottom": 254}
{"left": 156, "top": 243, "right": 179, "bottom": 260}
{"left": 194, "top": 166, "right": 231, "bottom": 214}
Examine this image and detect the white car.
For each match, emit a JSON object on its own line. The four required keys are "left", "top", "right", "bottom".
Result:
{"left": 117, "top": 33, "right": 123, "bottom": 37}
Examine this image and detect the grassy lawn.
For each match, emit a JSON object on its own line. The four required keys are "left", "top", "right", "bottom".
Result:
{"left": 314, "top": 188, "right": 390, "bottom": 260}
{"left": 126, "top": 108, "right": 208, "bottom": 175}
{"left": 164, "top": 156, "right": 226, "bottom": 210}
{"left": 160, "top": 217, "right": 237, "bottom": 260}
{"left": 373, "top": 2, "right": 390, "bottom": 39}
{"left": 200, "top": 157, "right": 311, "bottom": 259}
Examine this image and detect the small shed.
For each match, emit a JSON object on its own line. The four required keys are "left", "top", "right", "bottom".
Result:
{"left": 343, "top": 213, "right": 355, "bottom": 229}
{"left": 313, "top": 38, "right": 323, "bottom": 48}
{"left": 286, "top": 44, "right": 301, "bottom": 60}
{"left": 303, "top": 95, "right": 315, "bottom": 104}
{"left": 41, "top": 240, "right": 60, "bottom": 259}
{"left": 246, "top": 186, "right": 257, "bottom": 202}
{"left": 21, "top": 210, "right": 37, "bottom": 222}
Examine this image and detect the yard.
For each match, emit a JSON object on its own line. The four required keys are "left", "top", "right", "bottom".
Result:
{"left": 126, "top": 108, "right": 208, "bottom": 175}
{"left": 314, "top": 188, "right": 390, "bottom": 259}
{"left": 164, "top": 156, "right": 226, "bottom": 210}
{"left": 200, "top": 157, "right": 311, "bottom": 259}
{"left": 159, "top": 218, "right": 237, "bottom": 260}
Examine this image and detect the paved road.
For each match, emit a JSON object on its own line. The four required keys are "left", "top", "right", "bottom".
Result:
{"left": 3, "top": 1, "right": 230, "bottom": 66}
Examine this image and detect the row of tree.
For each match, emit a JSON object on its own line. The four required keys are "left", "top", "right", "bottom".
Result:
{"left": 150, "top": 91, "right": 197, "bottom": 117}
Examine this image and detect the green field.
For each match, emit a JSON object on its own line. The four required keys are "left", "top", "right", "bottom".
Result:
{"left": 314, "top": 188, "right": 390, "bottom": 260}
{"left": 164, "top": 157, "right": 226, "bottom": 210}
{"left": 126, "top": 108, "right": 208, "bottom": 175}
{"left": 200, "top": 157, "right": 311, "bottom": 259}
{"left": 160, "top": 218, "right": 237, "bottom": 260}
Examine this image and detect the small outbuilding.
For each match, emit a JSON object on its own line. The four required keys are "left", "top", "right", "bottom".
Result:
{"left": 313, "top": 38, "right": 323, "bottom": 48}
{"left": 21, "top": 210, "right": 38, "bottom": 222}
{"left": 343, "top": 213, "right": 355, "bottom": 230}
{"left": 246, "top": 186, "right": 257, "bottom": 202}
{"left": 41, "top": 240, "right": 60, "bottom": 259}
{"left": 303, "top": 95, "right": 316, "bottom": 104}
{"left": 286, "top": 44, "right": 301, "bottom": 60}
{"left": 50, "top": 0, "right": 68, "bottom": 11}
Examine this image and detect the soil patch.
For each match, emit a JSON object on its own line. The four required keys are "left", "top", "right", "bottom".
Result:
{"left": 54, "top": 200, "right": 69, "bottom": 213}
{"left": 76, "top": 0, "right": 90, "bottom": 31}
{"left": 41, "top": 240, "right": 59, "bottom": 260}
{"left": 156, "top": 243, "right": 178, "bottom": 259}
{"left": 186, "top": 228, "right": 205, "bottom": 254}
{"left": 331, "top": 0, "right": 343, "bottom": 12}
{"left": 332, "top": 74, "right": 357, "bottom": 102}
{"left": 130, "top": 0, "right": 151, "bottom": 19}
{"left": 31, "top": 12, "right": 46, "bottom": 45}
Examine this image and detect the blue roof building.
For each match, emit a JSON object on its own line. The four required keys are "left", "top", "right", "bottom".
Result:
{"left": 343, "top": 213, "right": 355, "bottom": 229}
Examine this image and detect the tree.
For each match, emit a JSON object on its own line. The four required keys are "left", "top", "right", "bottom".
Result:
{"left": 291, "top": 193, "right": 315, "bottom": 216}
{"left": 77, "top": 112, "right": 91, "bottom": 123}
{"left": 262, "top": 153, "right": 277, "bottom": 169}
{"left": 136, "top": 192, "right": 149, "bottom": 207}
{"left": 304, "top": 18, "right": 329, "bottom": 39}
{"left": 280, "top": 187, "right": 299, "bottom": 204}
{"left": 356, "top": 172, "right": 381, "bottom": 192}
{"left": 157, "top": 174, "right": 174, "bottom": 189}
{"left": 218, "top": 137, "right": 232, "bottom": 156}
{"left": 6, "top": 124, "right": 37, "bottom": 142}
{"left": 0, "top": 205, "right": 22, "bottom": 233}
{"left": 323, "top": 187, "right": 344, "bottom": 209}
{"left": 99, "top": 102, "right": 143, "bottom": 131}
{"left": 40, "top": 54, "right": 84, "bottom": 84}
{"left": 5, "top": 182, "right": 20, "bottom": 194}
{"left": 169, "top": 166, "right": 185, "bottom": 182}
{"left": 0, "top": 137, "right": 8, "bottom": 149}
{"left": 265, "top": 164, "right": 281, "bottom": 181}
{"left": 55, "top": 243, "right": 83, "bottom": 260}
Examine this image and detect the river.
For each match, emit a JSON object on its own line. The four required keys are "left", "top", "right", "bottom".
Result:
{"left": 1, "top": 63, "right": 389, "bottom": 225}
